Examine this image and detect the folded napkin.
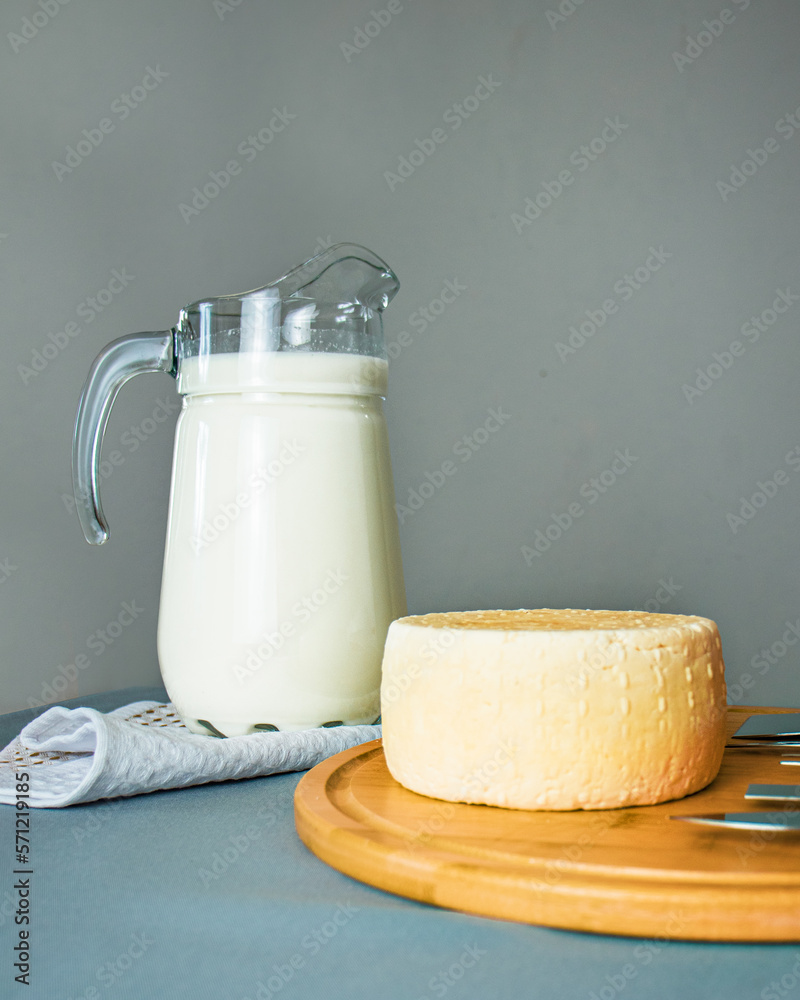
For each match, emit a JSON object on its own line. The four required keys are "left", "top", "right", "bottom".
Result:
{"left": 0, "top": 701, "right": 381, "bottom": 808}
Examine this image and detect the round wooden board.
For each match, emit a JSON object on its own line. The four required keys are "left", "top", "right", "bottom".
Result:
{"left": 294, "top": 706, "right": 800, "bottom": 941}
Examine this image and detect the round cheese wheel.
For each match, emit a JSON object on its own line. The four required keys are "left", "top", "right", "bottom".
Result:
{"left": 380, "top": 609, "right": 727, "bottom": 811}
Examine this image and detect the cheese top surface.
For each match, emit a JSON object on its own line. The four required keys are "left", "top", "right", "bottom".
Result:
{"left": 395, "top": 608, "right": 712, "bottom": 632}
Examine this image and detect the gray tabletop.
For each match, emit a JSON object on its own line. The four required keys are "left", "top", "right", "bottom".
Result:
{"left": 1, "top": 689, "right": 798, "bottom": 1000}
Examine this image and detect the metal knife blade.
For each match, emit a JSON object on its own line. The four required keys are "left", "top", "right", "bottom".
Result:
{"left": 671, "top": 811, "right": 800, "bottom": 831}
{"left": 728, "top": 741, "right": 800, "bottom": 748}
{"left": 731, "top": 713, "right": 800, "bottom": 740}
{"left": 745, "top": 784, "right": 800, "bottom": 801}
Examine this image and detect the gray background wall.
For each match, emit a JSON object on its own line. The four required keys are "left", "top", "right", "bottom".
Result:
{"left": 2, "top": 0, "right": 799, "bottom": 714}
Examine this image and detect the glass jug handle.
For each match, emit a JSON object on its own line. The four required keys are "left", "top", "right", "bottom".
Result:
{"left": 72, "top": 331, "right": 176, "bottom": 545}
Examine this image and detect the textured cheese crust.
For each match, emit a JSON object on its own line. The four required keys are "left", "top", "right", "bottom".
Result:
{"left": 380, "top": 609, "right": 727, "bottom": 811}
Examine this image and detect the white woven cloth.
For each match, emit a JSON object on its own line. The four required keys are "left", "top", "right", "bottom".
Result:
{"left": 0, "top": 701, "right": 381, "bottom": 808}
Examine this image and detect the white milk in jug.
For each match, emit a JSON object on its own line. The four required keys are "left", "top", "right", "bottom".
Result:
{"left": 157, "top": 351, "right": 406, "bottom": 736}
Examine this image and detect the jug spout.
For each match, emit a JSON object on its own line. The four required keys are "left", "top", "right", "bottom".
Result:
{"left": 268, "top": 242, "right": 400, "bottom": 312}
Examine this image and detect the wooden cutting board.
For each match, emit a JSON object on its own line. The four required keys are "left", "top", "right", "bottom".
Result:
{"left": 294, "top": 706, "right": 800, "bottom": 941}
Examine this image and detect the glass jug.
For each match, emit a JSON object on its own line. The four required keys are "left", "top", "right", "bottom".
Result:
{"left": 73, "top": 244, "right": 407, "bottom": 736}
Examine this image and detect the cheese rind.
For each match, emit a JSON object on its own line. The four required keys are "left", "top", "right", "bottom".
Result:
{"left": 380, "top": 609, "right": 727, "bottom": 811}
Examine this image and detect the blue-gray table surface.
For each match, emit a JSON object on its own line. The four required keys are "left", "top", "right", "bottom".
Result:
{"left": 0, "top": 687, "right": 797, "bottom": 1000}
